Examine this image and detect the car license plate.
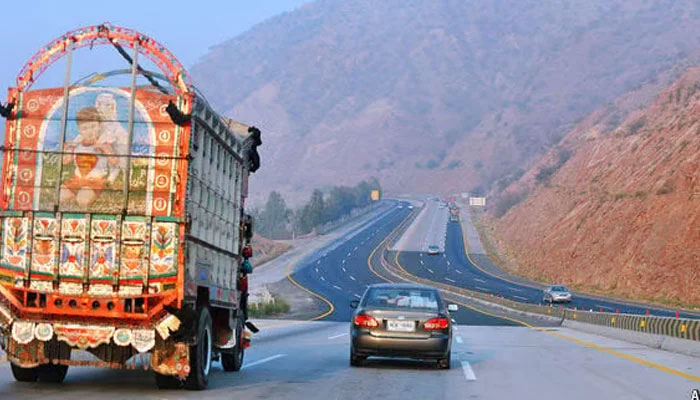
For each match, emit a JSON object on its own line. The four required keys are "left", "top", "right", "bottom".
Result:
{"left": 387, "top": 320, "right": 414, "bottom": 332}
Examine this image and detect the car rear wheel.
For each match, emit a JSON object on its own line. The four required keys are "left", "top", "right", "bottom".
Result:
{"left": 437, "top": 352, "right": 451, "bottom": 370}
{"left": 185, "top": 307, "right": 213, "bottom": 390}
{"left": 10, "top": 363, "right": 38, "bottom": 382}
{"left": 350, "top": 348, "right": 366, "bottom": 367}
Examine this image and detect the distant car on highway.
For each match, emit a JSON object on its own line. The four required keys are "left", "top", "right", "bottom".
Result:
{"left": 543, "top": 285, "right": 572, "bottom": 303}
{"left": 427, "top": 245, "right": 440, "bottom": 255}
{"left": 349, "top": 283, "right": 457, "bottom": 369}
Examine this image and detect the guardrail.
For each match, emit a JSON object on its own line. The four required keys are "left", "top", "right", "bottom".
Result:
{"left": 378, "top": 204, "right": 700, "bottom": 343}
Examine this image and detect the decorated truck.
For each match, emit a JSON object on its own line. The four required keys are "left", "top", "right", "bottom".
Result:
{"left": 0, "top": 24, "right": 262, "bottom": 390}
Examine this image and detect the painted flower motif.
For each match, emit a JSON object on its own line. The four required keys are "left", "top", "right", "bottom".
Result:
{"left": 68, "top": 255, "right": 76, "bottom": 263}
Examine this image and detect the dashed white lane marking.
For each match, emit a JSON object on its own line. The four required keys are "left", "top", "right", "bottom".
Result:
{"left": 320, "top": 276, "right": 326, "bottom": 281}
{"left": 445, "top": 277, "right": 456, "bottom": 283}
{"left": 349, "top": 275, "right": 356, "bottom": 281}
{"left": 461, "top": 361, "right": 477, "bottom": 381}
{"left": 420, "top": 260, "right": 424, "bottom": 265}
{"left": 347, "top": 252, "right": 351, "bottom": 257}
{"left": 455, "top": 270, "right": 462, "bottom": 274}
{"left": 596, "top": 304, "right": 614, "bottom": 310}
{"left": 315, "top": 268, "right": 319, "bottom": 273}
{"left": 354, "top": 246, "right": 358, "bottom": 251}
{"left": 455, "top": 336, "right": 463, "bottom": 344}
{"left": 508, "top": 287, "right": 522, "bottom": 292}
{"left": 513, "top": 295, "right": 528, "bottom": 301}
{"left": 328, "top": 332, "right": 348, "bottom": 340}
{"left": 447, "top": 261, "right": 451, "bottom": 266}
{"left": 354, "top": 293, "right": 361, "bottom": 298}
{"left": 244, "top": 354, "right": 286, "bottom": 369}
{"left": 473, "top": 278, "right": 486, "bottom": 283}
{"left": 342, "top": 260, "right": 346, "bottom": 264}
{"left": 443, "top": 254, "right": 446, "bottom": 258}
{"left": 427, "top": 268, "right": 434, "bottom": 274}
{"left": 333, "top": 285, "right": 343, "bottom": 290}
{"left": 342, "top": 267, "right": 346, "bottom": 272}
{"left": 317, "top": 260, "right": 321, "bottom": 264}
{"left": 475, "top": 286, "right": 489, "bottom": 292}
{"left": 453, "top": 325, "right": 459, "bottom": 331}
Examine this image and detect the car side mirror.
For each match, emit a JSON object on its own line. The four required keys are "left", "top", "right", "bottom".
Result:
{"left": 447, "top": 304, "right": 458, "bottom": 312}
{"left": 350, "top": 300, "right": 360, "bottom": 309}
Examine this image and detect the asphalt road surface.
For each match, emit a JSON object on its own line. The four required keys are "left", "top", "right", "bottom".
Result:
{"left": 1, "top": 201, "right": 699, "bottom": 398}
{"left": 395, "top": 203, "right": 700, "bottom": 319}
{"left": 1, "top": 320, "right": 698, "bottom": 399}
{"left": 291, "top": 201, "right": 518, "bottom": 325}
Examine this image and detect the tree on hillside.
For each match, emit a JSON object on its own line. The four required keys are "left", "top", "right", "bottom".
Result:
{"left": 256, "top": 191, "right": 292, "bottom": 239}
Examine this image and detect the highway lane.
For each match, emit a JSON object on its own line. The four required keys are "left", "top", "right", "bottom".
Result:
{"left": 2, "top": 320, "right": 698, "bottom": 399}
{"left": 395, "top": 206, "right": 700, "bottom": 319}
{"left": 290, "top": 202, "right": 518, "bottom": 326}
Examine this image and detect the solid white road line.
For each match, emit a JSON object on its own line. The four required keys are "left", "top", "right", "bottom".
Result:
{"left": 328, "top": 332, "right": 348, "bottom": 340}
{"left": 244, "top": 354, "right": 286, "bottom": 369}
{"left": 461, "top": 361, "right": 477, "bottom": 381}
{"left": 596, "top": 304, "right": 614, "bottom": 310}
{"left": 514, "top": 295, "right": 528, "bottom": 301}
{"left": 333, "top": 285, "right": 343, "bottom": 290}
{"left": 455, "top": 336, "right": 463, "bottom": 344}
{"left": 445, "top": 277, "right": 456, "bottom": 283}
{"left": 473, "top": 278, "right": 486, "bottom": 283}
{"left": 349, "top": 275, "right": 356, "bottom": 281}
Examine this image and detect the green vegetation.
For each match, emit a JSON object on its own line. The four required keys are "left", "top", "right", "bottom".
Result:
{"left": 248, "top": 298, "right": 290, "bottom": 317}
{"left": 252, "top": 178, "right": 383, "bottom": 238}
{"left": 493, "top": 190, "right": 528, "bottom": 218}
{"left": 625, "top": 117, "right": 646, "bottom": 136}
{"left": 535, "top": 148, "right": 571, "bottom": 185}
{"left": 656, "top": 179, "right": 675, "bottom": 195}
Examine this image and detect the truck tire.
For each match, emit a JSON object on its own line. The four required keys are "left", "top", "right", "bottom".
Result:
{"left": 185, "top": 307, "right": 213, "bottom": 390}
{"left": 10, "top": 363, "right": 38, "bottom": 382}
{"left": 155, "top": 372, "right": 183, "bottom": 389}
{"left": 221, "top": 316, "right": 245, "bottom": 372}
{"left": 37, "top": 363, "right": 69, "bottom": 383}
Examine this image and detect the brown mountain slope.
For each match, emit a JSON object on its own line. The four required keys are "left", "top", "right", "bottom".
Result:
{"left": 191, "top": 0, "right": 700, "bottom": 203}
{"left": 489, "top": 68, "right": 700, "bottom": 307}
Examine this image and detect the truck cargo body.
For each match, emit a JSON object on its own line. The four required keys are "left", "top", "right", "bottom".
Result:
{"left": 0, "top": 24, "right": 257, "bottom": 389}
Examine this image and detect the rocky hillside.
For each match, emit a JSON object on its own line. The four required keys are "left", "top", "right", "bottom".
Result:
{"left": 488, "top": 68, "right": 700, "bottom": 307}
{"left": 191, "top": 0, "right": 700, "bottom": 203}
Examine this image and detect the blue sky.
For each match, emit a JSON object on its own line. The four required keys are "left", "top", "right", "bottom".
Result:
{"left": 0, "top": 0, "right": 311, "bottom": 140}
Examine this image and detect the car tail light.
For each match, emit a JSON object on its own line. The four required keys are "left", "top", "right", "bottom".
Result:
{"left": 424, "top": 317, "right": 449, "bottom": 330}
{"left": 353, "top": 314, "right": 378, "bottom": 328}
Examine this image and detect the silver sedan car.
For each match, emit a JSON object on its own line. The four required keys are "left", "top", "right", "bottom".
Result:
{"left": 543, "top": 285, "right": 572, "bottom": 303}
{"left": 349, "top": 283, "right": 457, "bottom": 369}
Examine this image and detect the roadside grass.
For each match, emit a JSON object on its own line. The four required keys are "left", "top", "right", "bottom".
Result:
{"left": 249, "top": 297, "right": 291, "bottom": 318}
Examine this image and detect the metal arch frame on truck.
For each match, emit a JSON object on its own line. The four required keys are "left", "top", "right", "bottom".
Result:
{"left": 14, "top": 23, "right": 192, "bottom": 95}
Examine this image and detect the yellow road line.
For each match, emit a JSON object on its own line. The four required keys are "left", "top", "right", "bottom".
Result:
{"left": 285, "top": 248, "right": 335, "bottom": 321}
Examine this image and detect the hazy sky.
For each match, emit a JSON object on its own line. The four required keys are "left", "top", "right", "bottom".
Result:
{"left": 0, "top": 0, "right": 310, "bottom": 140}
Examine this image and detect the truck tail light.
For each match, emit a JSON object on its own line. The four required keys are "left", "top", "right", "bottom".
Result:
{"left": 353, "top": 314, "right": 378, "bottom": 328}
{"left": 424, "top": 317, "right": 449, "bottom": 330}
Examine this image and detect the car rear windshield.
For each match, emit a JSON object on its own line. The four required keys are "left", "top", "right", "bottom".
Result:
{"left": 364, "top": 288, "right": 440, "bottom": 311}
{"left": 551, "top": 286, "right": 568, "bottom": 292}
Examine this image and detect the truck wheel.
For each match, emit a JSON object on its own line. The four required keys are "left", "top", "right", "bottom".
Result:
{"left": 185, "top": 306, "right": 213, "bottom": 390}
{"left": 10, "top": 363, "right": 38, "bottom": 382}
{"left": 221, "top": 316, "right": 245, "bottom": 372}
{"left": 155, "top": 372, "right": 183, "bottom": 389}
{"left": 37, "top": 363, "right": 69, "bottom": 383}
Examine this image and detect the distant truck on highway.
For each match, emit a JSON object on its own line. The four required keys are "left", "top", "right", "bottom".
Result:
{"left": 0, "top": 24, "right": 261, "bottom": 390}
{"left": 449, "top": 208, "right": 460, "bottom": 222}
